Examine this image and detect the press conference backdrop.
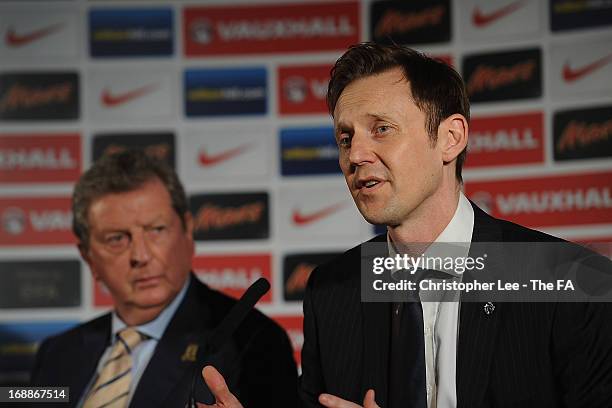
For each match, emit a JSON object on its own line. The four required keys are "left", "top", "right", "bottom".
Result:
{"left": 0, "top": 0, "right": 611, "bottom": 385}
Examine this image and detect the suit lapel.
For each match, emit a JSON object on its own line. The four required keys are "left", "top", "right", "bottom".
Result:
{"left": 361, "top": 301, "right": 390, "bottom": 407}
{"left": 130, "top": 276, "right": 213, "bottom": 408}
{"left": 361, "top": 234, "right": 390, "bottom": 407}
{"left": 456, "top": 203, "right": 502, "bottom": 407}
{"left": 456, "top": 302, "right": 500, "bottom": 407}
{"left": 74, "top": 315, "right": 111, "bottom": 402}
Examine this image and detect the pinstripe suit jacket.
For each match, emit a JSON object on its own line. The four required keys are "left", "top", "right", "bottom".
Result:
{"left": 299, "top": 204, "right": 612, "bottom": 408}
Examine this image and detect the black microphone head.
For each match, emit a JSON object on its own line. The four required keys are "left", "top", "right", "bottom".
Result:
{"left": 250, "top": 277, "right": 270, "bottom": 298}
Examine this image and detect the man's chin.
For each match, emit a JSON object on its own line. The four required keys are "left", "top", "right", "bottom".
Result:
{"left": 133, "top": 286, "right": 174, "bottom": 306}
{"left": 132, "top": 295, "right": 172, "bottom": 311}
{"left": 361, "top": 212, "right": 390, "bottom": 228}
{"left": 357, "top": 204, "right": 389, "bottom": 225}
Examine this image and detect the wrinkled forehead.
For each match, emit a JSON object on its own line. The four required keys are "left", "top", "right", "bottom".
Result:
{"left": 87, "top": 179, "right": 174, "bottom": 224}
{"left": 333, "top": 70, "right": 416, "bottom": 125}
{"left": 333, "top": 67, "right": 411, "bottom": 110}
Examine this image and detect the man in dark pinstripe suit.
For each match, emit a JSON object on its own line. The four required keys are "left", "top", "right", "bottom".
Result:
{"left": 296, "top": 42, "right": 612, "bottom": 408}
{"left": 195, "top": 42, "right": 612, "bottom": 408}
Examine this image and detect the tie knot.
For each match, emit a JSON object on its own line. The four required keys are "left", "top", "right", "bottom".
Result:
{"left": 391, "top": 267, "right": 454, "bottom": 283}
{"left": 117, "top": 327, "right": 144, "bottom": 353}
{"left": 414, "top": 267, "right": 455, "bottom": 281}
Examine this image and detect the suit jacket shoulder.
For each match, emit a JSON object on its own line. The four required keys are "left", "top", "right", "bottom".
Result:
{"left": 30, "top": 312, "right": 110, "bottom": 399}
{"left": 307, "top": 234, "right": 386, "bottom": 289}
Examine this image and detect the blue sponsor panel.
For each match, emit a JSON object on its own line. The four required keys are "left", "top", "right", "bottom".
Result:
{"left": 550, "top": 0, "right": 612, "bottom": 32}
{"left": 280, "top": 126, "right": 340, "bottom": 176}
{"left": 0, "top": 321, "right": 77, "bottom": 385}
{"left": 89, "top": 8, "right": 173, "bottom": 57}
{"left": 184, "top": 68, "right": 267, "bottom": 117}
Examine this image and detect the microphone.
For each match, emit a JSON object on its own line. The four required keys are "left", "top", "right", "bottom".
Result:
{"left": 187, "top": 277, "right": 271, "bottom": 407}
{"left": 206, "top": 277, "right": 270, "bottom": 354}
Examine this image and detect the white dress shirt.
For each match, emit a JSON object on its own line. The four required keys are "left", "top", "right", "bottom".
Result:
{"left": 388, "top": 192, "right": 474, "bottom": 408}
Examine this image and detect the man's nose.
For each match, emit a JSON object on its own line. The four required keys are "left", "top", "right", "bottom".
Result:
{"left": 348, "top": 131, "right": 375, "bottom": 168}
{"left": 130, "top": 231, "right": 151, "bottom": 267}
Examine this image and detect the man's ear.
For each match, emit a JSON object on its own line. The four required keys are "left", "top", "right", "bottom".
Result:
{"left": 78, "top": 243, "right": 98, "bottom": 280}
{"left": 439, "top": 114, "right": 468, "bottom": 163}
{"left": 183, "top": 212, "right": 194, "bottom": 239}
{"left": 183, "top": 212, "right": 196, "bottom": 258}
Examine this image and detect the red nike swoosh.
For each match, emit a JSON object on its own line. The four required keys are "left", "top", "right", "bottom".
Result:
{"left": 292, "top": 202, "right": 346, "bottom": 226}
{"left": 101, "top": 84, "right": 158, "bottom": 107}
{"left": 199, "top": 144, "right": 253, "bottom": 167}
{"left": 5, "top": 23, "right": 64, "bottom": 47}
{"left": 472, "top": 0, "right": 527, "bottom": 27}
{"left": 562, "top": 54, "right": 612, "bottom": 83}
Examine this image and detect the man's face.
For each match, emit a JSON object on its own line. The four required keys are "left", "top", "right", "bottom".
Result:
{"left": 334, "top": 68, "right": 445, "bottom": 227}
{"left": 81, "top": 178, "right": 194, "bottom": 322}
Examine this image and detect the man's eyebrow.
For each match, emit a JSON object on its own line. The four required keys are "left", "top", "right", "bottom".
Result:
{"left": 143, "top": 215, "right": 168, "bottom": 228}
{"left": 367, "top": 112, "right": 394, "bottom": 122}
{"left": 97, "top": 228, "right": 127, "bottom": 237}
{"left": 334, "top": 120, "right": 352, "bottom": 132}
{"left": 335, "top": 113, "right": 394, "bottom": 129}
{"left": 148, "top": 215, "right": 165, "bottom": 223}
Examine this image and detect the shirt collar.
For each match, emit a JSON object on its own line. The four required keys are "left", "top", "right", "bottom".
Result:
{"left": 387, "top": 192, "right": 475, "bottom": 274}
{"left": 111, "top": 276, "right": 190, "bottom": 342}
{"left": 436, "top": 191, "right": 474, "bottom": 244}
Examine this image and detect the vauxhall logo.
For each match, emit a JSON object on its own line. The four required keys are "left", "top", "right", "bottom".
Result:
{"left": 283, "top": 76, "right": 327, "bottom": 104}
{"left": 0, "top": 147, "right": 77, "bottom": 170}
{"left": 1, "top": 207, "right": 72, "bottom": 234}
{"left": 494, "top": 188, "right": 612, "bottom": 214}
{"left": 191, "top": 16, "right": 355, "bottom": 43}
{"left": 469, "top": 128, "right": 538, "bottom": 152}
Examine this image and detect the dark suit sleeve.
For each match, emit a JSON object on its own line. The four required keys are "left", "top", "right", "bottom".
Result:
{"left": 299, "top": 266, "right": 324, "bottom": 408}
{"left": 552, "top": 301, "right": 612, "bottom": 407}
{"left": 235, "top": 315, "right": 300, "bottom": 407}
{"left": 29, "top": 338, "right": 51, "bottom": 385}
{"left": 28, "top": 337, "right": 81, "bottom": 408}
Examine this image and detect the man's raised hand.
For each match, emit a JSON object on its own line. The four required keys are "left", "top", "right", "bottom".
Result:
{"left": 197, "top": 365, "right": 244, "bottom": 408}
{"left": 319, "top": 389, "right": 380, "bottom": 408}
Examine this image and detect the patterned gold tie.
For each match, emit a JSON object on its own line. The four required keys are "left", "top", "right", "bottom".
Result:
{"left": 83, "top": 327, "right": 144, "bottom": 408}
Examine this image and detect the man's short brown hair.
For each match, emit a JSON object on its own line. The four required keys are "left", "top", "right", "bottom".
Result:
{"left": 327, "top": 42, "right": 470, "bottom": 182}
{"left": 72, "top": 150, "right": 188, "bottom": 250}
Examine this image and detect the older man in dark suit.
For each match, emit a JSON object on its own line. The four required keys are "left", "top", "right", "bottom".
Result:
{"left": 30, "top": 150, "right": 298, "bottom": 408}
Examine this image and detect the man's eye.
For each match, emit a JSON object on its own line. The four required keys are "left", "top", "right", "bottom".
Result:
{"left": 376, "top": 125, "right": 390, "bottom": 134}
{"left": 149, "top": 226, "right": 166, "bottom": 236}
{"left": 105, "top": 234, "right": 126, "bottom": 246}
{"left": 338, "top": 135, "right": 351, "bottom": 147}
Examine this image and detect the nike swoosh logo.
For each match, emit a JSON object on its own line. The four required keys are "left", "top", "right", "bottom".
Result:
{"left": 101, "top": 84, "right": 158, "bottom": 107}
{"left": 472, "top": 0, "right": 527, "bottom": 27}
{"left": 562, "top": 53, "right": 612, "bottom": 83}
{"left": 5, "top": 23, "right": 64, "bottom": 47}
{"left": 292, "top": 202, "right": 346, "bottom": 226}
{"left": 198, "top": 144, "right": 253, "bottom": 167}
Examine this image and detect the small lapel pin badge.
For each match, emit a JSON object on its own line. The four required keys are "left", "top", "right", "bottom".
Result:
{"left": 483, "top": 302, "right": 495, "bottom": 315}
{"left": 181, "top": 343, "right": 199, "bottom": 362}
